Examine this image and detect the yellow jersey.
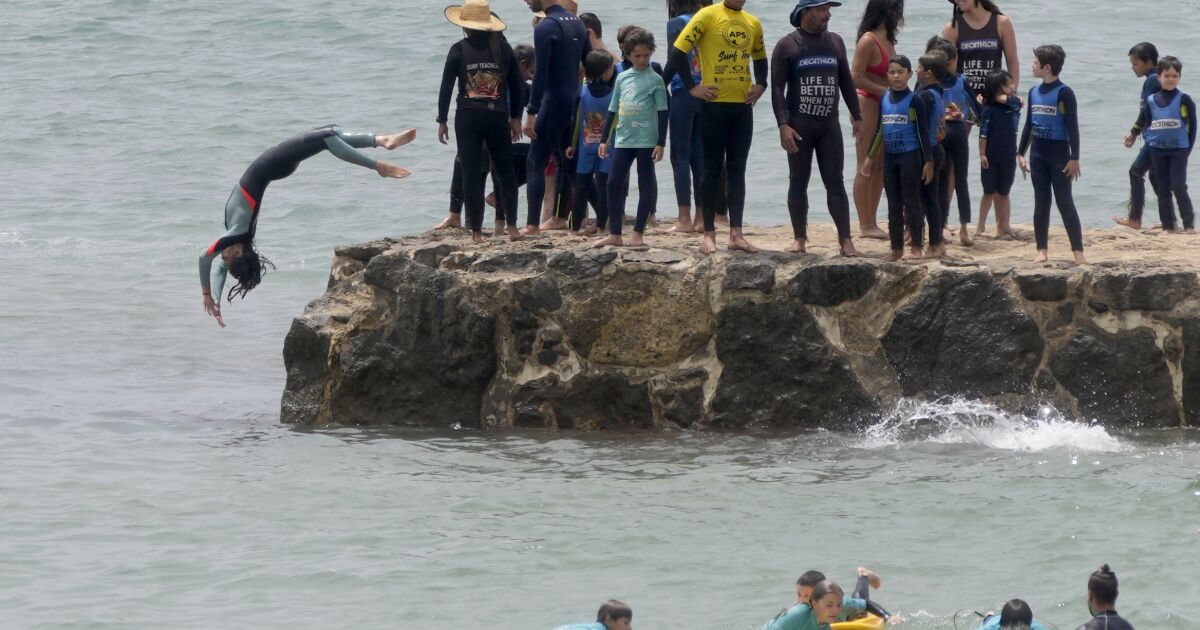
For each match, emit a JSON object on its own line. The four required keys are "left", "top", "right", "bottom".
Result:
{"left": 672, "top": 3, "right": 767, "bottom": 104}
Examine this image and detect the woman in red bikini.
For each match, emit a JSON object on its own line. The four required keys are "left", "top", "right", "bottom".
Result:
{"left": 851, "top": 0, "right": 905, "bottom": 240}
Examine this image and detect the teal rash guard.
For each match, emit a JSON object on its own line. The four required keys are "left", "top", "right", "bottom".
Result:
{"left": 199, "top": 125, "right": 379, "bottom": 299}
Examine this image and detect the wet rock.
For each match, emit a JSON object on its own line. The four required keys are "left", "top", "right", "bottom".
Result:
{"left": 1049, "top": 325, "right": 1179, "bottom": 426}
{"left": 280, "top": 318, "right": 333, "bottom": 424}
{"left": 723, "top": 260, "right": 776, "bottom": 292}
{"left": 789, "top": 262, "right": 878, "bottom": 306}
{"left": 1182, "top": 319, "right": 1200, "bottom": 426}
{"left": 511, "top": 369, "right": 655, "bottom": 431}
{"left": 882, "top": 271, "right": 1043, "bottom": 398}
{"left": 1014, "top": 270, "right": 1069, "bottom": 302}
{"left": 1089, "top": 271, "right": 1198, "bottom": 311}
{"left": 711, "top": 297, "right": 877, "bottom": 429}
{"left": 651, "top": 368, "right": 709, "bottom": 429}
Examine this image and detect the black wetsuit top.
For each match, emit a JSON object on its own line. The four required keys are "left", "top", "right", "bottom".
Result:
{"left": 1075, "top": 610, "right": 1135, "bottom": 630}
{"left": 437, "top": 34, "right": 525, "bottom": 123}
{"left": 956, "top": 11, "right": 1003, "bottom": 94}
{"left": 239, "top": 126, "right": 350, "bottom": 206}
{"left": 527, "top": 5, "right": 591, "bottom": 115}
{"left": 770, "top": 28, "right": 862, "bottom": 126}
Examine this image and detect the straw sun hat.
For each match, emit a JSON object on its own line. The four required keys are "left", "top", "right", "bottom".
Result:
{"left": 445, "top": 0, "right": 506, "bottom": 32}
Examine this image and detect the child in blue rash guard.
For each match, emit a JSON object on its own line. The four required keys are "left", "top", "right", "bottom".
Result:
{"left": 928, "top": 36, "right": 981, "bottom": 246}
{"left": 552, "top": 599, "right": 633, "bottom": 630}
{"left": 977, "top": 69, "right": 1023, "bottom": 238}
{"left": 1017, "top": 44, "right": 1087, "bottom": 265}
{"left": 198, "top": 125, "right": 413, "bottom": 327}
{"left": 1130, "top": 56, "right": 1197, "bottom": 233}
{"left": 764, "top": 580, "right": 847, "bottom": 630}
{"left": 917, "top": 51, "right": 949, "bottom": 259}
{"left": 1116, "top": 42, "right": 1163, "bottom": 229}
{"left": 793, "top": 568, "right": 892, "bottom": 623}
{"left": 862, "top": 56, "right": 936, "bottom": 262}
{"left": 593, "top": 27, "right": 669, "bottom": 248}
{"left": 978, "top": 599, "right": 1050, "bottom": 630}
{"left": 567, "top": 50, "right": 617, "bottom": 235}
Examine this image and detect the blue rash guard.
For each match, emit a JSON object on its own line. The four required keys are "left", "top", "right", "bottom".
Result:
{"left": 1018, "top": 80, "right": 1080, "bottom": 159}
{"left": 198, "top": 126, "right": 380, "bottom": 299}
{"left": 551, "top": 624, "right": 604, "bottom": 630}
{"left": 978, "top": 614, "right": 1050, "bottom": 630}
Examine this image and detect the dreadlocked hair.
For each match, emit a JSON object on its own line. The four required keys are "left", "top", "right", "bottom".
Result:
{"left": 226, "top": 243, "right": 275, "bottom": 302}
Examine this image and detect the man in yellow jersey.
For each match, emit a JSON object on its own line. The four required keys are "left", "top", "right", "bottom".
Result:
{"left": 668, "top": 0, "right": 768, "bottom": 254}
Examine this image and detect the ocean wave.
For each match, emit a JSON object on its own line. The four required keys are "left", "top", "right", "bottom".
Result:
{"left": 857, "top": 398, "right": 1124, "bottom": 453}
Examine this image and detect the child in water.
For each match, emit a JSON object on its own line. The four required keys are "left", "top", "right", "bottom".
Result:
{"left": 1129, "top": 55, "right": 1196, "bottom": 233}
{"left": 978, "top": 598, "right": 1049, "bottom": 630}
{"left": 916, "top": 51, "right": 949, "bottom": 258}
{"left": 551, "top": 599, "right": 632, "bottom": 630}
{"left": 863, "top": 56, "right": 936, "bottom": 261}
{"left": 977, "top": 69, "right": 1023, "bottom": 238}
{"left": 593, "top": 27, "right": 668, "bottom": 248}
{"left": 566, "top": 50, "right": 617, "bottom": 235}
{"left": 1018, "top": 44, "right": 1086, "bottom": 265}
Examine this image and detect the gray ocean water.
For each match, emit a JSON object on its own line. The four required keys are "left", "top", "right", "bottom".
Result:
{"left": 3, "top": 1, "right": 1199, "bottom": 628}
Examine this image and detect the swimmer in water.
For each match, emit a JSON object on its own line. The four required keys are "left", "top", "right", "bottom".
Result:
{"left": 978, "top": 599, "right": 1050, "bottom": 630}
{"left": 198, "top": 125, "right": 414, "bottom": 327}
{"left": 795, "top": 568, "right": 892, "bottom": 623}
{"left": 763, "top": 579, "right": 849, "bottom": 630}
{"left": 1075, "top": 564, "right": 1134, "bottom": 630}
{"left": 551, "top": 599, "right": 632, "bottom": 630}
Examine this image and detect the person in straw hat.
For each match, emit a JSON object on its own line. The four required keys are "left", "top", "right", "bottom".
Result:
{"left": 437, "top": 0, "right": 527, "bottom": 242}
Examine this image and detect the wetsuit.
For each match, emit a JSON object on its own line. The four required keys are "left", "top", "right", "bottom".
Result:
{"left": 526, "top": 5, "right": 591, "bottom": 227}
{"left": 664, "top": 12, "right": 706, "bottom": 213}
{"left": 955, "top": 11, "right": 1003, "bottom": 94}
{"left": 870, "top": 88, "right": 934, "bottom": 250}
{"left": 198, "top": 126, "right": 379, "bottom": 300}
{"left": 448, "top": 80, "right": 531, "bottom": 224}
{"left": 438, "top": 33, "right": 525, "bottom": 233}
{"left": 979, "top": 96, "right": 1022, "bottom": 196}
{"left": 602, "top": 66, "right": 669, "bottom": 235}
{"left": 1074, "top": 610, "right": 1135, "bottom": 630}
{"left": 670, "top": 2, "right": 769, "bottom": 232}
{"left": 569, "top": 81, "right": 614, "bottom": 231}
{"left": 770, "top": 26, "right": 862, "bottom": 242}
{"left": 1019, "top": 80, "right": 1084, "bottom": 252}
{"left": 918, "top": 82, "right": 946, "bottom": 245}
{"left": 939, "top": 73, "right": 982, "bottom": 225}
{"left": 1132, "top": 88, "right": 1196, "bottom": 230}
{"left": 1128, "top": 69, "right": 1162, "bottom": 221}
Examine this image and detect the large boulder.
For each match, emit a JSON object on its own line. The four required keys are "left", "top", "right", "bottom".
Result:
{"left": 1049, "top": 325, "right": 1180, "bottom": 426}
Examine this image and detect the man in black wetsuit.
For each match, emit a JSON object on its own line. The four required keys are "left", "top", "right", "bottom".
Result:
{"left": 522, "top": 0, "right": 591, "bottom": 236}
{"left": 1076, "top": 565, "right": 1135, "bottom": 630}
{"left": 771, "top": 0, "right": 862, "bottom": 256}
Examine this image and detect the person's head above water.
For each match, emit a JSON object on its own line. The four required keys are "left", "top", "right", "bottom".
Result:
{"left": 1087, "top": 564, "right": 1119, "bottom": 613}
{"left": 809, "top": 580, "right": 845, "bottom": 624}
{"left": 595, "top": 599, "right": 632, "bottom": 630}
{"left": 795, "top": 570, "right": 826, "bottom": 603}
{"left": 223, "top": 242, "right": 275, "bottom": 302}
{"left": 998, "top": 598, "right": 1033, "bottom": 630}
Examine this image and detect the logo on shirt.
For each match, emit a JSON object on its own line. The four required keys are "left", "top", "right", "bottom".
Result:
{"left": 1150, "top": 119, "right": 1183, "bottom": 129}
{"left": 584, "top": 111, "right": 606, "bottom": 144}
{"left": 882, "top": 114, "right": 909, "bottom": 124}
{"left": 793, "top": 56, "right": 838, "bottom": 69}
{"left": 959, "top": 38, "right": 999, "bottom": 51}
{"left": 1031, "top": 105, "right": 1058, "bottom": 116}
{"left": 721, "top": 19, "right": 752, "bottom": 49}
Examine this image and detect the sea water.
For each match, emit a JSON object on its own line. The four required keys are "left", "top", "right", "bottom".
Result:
{"left": 2, "top": 1, "right": 1198, "bottom": 627}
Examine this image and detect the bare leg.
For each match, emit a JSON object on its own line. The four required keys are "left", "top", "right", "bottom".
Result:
{"left": 976, "top": 193, "right": 994, "bottom": 236}
{"left": 959, "top": 224, "right": 974, "bottom": 246}
{"left": 436, "top": 214, "right": 464, "bottom": 230}
{"left": 669, "top": 205, "right": 694, "bottom": 233}
{"left": 493, "top": 220, "right": 506, "bottom": 236}
{"left": 996, "top": 195, "right": 1015, "bottom": 237}
{"left": 1073, "top": 250, "right": 1088, "bottom": 265}
{"left": 854, "top": 95, "right": 888, "bottom": 239}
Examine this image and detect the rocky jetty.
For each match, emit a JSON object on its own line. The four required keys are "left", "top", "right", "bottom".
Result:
{"left": 281, "top": 223, "right": 1200, "bottom": 430}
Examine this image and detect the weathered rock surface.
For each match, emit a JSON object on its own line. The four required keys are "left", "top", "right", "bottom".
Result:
{"left": 281, "top": 226, "right": 1200, "bottom": 430}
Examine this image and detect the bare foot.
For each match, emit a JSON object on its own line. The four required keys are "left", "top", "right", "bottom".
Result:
{"left": 1112, "top": 216, "right": 1142, "bottom": 230}
{"left": 1188, "top": 228, "right": 1198, "bottom": 235}
{"left": 715, "top": 214, "right": 730, "bottom": 227}
{"left": 692, "top": 217, "right": 707, "bottom": 233}
{"left": 974, "top": 223, "right": 988, "bottom": 237}
{"left": 471, "top": 232, "right": 484, "bottom": 243}
{"left": 858, "top": 567, "right": 882, "bottom": 590}
{"left": 581, "top": 225, "right": 598, "bottom": 237}
{"left": 729, "top": 234, "right": 760, "bottom": 253}
{"left": 629, "top": 232, "right": 645, "bottom": 247}
{"left": 520, "top": 225, "right": 540, "bottom": 236}
{"left": 959, "top": 227, "right": 974, "bottom": 247}
{"left": 1034, "top": 250, "right": 1049, "bottom": 264}
{"left": 378, "top": 128, "right": 417, "bottom": 149}
{"left": 540, "top": 217, "right": 569, "bottom": 231}
{"left": 435, "top": 214, "right": 463, "bottom": 230}
{"left": 376, "top": 162, "right": 411, "bottom": 178}
{"left": 840, "top": 239, "right": 862, "bottom": 257}
{"left": 903, "top": 226, "right": 912, "bottom": 246}
{"left": 507, "top": 227, "right": 524, "bottom": 242}
{"left": 884, "top": 250, "right": 903, "bottom": 262}
{"left": 646, "top": 215, "right": 659, "bottom": 228}
{"left": 493, "top": 221, "right": 506, "bottom": 236}
{"left": 699, "top": 232, "right": 718, "bottom": 255}
{"left": 925, "top": 245, "right": 944, "bottom": 259}
{"left": 591, "top": 234, "right": 623, "bottom": 248}
{"left": 904, "top": 247, "right": 924, "bottom": 260}
{"left": 860, "top": 225, "right": 889, "bottom": 240}
{"left": 786, "top": 239, "right": 807, "bottom": 253}
{"left": 667, "top": 221, "right": 694, "bottom": 234}
{"left": 1073, "top": 251, "right": 1088, "bottom": 265}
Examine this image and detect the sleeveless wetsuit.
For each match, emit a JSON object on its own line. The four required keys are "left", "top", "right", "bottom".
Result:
{"left": 956, "top": 11, "right": 1003, "bottom": 94}
{"left": 1135, "top": 88, "right": 1197, "bottom": 229}
{"left": 568, "top": 82, "right": 615, "bottom": 231}
{"left": 1129, "top": 70, "right": 1162, "bottom": 220}
{"left": 855, "top": 33, "right": 889, "bottom": 103}
{"left": 871, "top": 88, "right": 933, "bottom": 250}
{"left": 939, "top": 73, "right": 981, "bottom": 225}
{"left": 198, "top": 126, "right": 379, "bottom": 299}
{"left": 1019, "top": 80, "right": 1084, "bottom": 251}
{"left": 770, "top": 27, "right": 862, "bottom": 242}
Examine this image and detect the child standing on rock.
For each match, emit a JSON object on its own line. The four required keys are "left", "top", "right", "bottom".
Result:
{"left": 1129, "top": 55, "right": 1196, "bottom": 233}
{"left": 567, "top": 50, "right": 617, "bottom": 235}
{"left": 977, "top": 69, "right": 1023, "bottom": 238}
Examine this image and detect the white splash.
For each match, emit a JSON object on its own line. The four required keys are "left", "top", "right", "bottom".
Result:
{"left": 858, "top": 398, "right": 1124, "bottom": 453}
